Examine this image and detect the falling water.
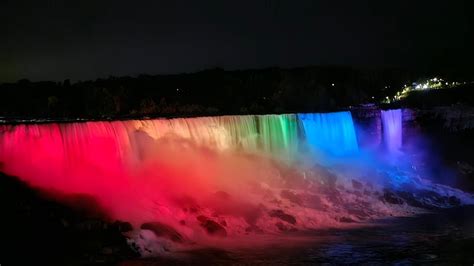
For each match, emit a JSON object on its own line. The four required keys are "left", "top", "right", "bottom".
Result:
{"left": 1, "top": 110, "right": 472, "bottom": 255}
{"left": 381, "top": 109, "right": 403, "bottom": 153}
{"left": 298, "top": 111, "right": 359, "bottom": 156}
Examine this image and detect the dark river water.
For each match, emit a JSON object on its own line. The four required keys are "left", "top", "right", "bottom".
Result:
{"left": 121, "top": 205, "right": 474, "bottom": 265}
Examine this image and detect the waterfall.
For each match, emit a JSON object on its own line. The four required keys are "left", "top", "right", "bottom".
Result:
{"left": 0, "top": 112, "right": 362, "bottom": 229}
{"left": 298, "top": 111, "right": 359, "bottom": 156}
{"left": 381, "top": 109, "right": 403, "bottom": 153}
{"left": 0, "top": 112, "right": 361, "bottom": 171}
{"left": 1, "top": 110, "right": 472, "bottom": 254}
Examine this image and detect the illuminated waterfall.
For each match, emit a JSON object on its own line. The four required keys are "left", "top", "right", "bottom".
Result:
{"left": 298, "top": 111, "right": 359, "bottom": 156}
{"left": 381, "top": 109, "right": 403, "bottom": 153}
{"left": 1, "top": 110, "right": 473, "bottom": 254}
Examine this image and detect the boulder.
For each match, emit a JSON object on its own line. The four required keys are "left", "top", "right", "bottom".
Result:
{"left": 196, "top": 216, "right": 227, "bottom": 237}
{"left": 280, "top": 190, "right": 303, "bottom": 205}
{"left": 140, "top": 222, "right": 184, "bottom": 243}
{"left": 269, "top": 209, "right": 297, "bottom": 225}
{"left": 381, "top": 190, "right": 404, "bottom": 205}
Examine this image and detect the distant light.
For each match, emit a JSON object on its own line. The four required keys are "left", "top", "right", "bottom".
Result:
{"left": 446, "top": 82, "right": 448, "bottom": 85}
{"left": 176, "top": 88, "right": 180, "bottom": 92}
{"left": 331, "top": 83, "right": 335, "bottom": 87}
{"left": 371, "top": 96, "right": 375, "bottom": 99}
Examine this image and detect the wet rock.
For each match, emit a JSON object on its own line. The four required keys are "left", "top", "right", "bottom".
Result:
{"left": 352, "top": 180, "right": 363, "bottom": 190}
{"left": 275, "top": 222, "right": 288, "bottom": 231}
{"left": 381, "top": 190, "right": 404, "bottom": 205}
{"left": 245, "top": 225, "right": 263, "bottom": 233}
{"left": 280, "top": 189, "right": 303, "bottom": 205}
{"left": 448, "top": 196, "right": 461, "bottom": 206}
{"left": 396, "top": 191, "right": 434, "bottom": 209}
{"left": 303, "top": 194, "right": 327, "bottom": 211}
{"left": 140, "top": 222, "right": 184, "bottom": 243}
{"left": 347, "top": 204, "right": 372, "bottom": 218}
{"left": 324, "top": 188, "right": 343, "bottom": 204}
{"left": 339, "top": 216, "right": 356, "bottom": 223}
{"left": 269, "top": 209, "right": 297, "bottom": 225}
{"left": 196, "top": 216, "right": 227, "bottom": 237}
{"left": 418, "top": 190, "right": 446, "bottom": 204}
{"left": 275, "top": 222, "right": 297, "bottom": 232}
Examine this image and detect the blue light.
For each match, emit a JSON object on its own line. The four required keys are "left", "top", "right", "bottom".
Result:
{"left": 298, "top": 111, "right": 359, "bottom": 157}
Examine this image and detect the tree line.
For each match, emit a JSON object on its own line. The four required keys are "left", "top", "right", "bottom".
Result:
{"left": 0, "top": 66, "right": 421, "bottom": 119}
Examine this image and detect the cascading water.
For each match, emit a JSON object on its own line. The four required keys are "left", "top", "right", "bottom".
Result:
{"left": 381, "top": 109, "right": 403, "bottom": 153}
{"left": 0, "top": 111, "right": 471, "bottom": 255}
{"left": 298, "top": 111, "right": 359, "bottom": 157}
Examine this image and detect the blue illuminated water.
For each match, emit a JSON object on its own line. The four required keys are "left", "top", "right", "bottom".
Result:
{"left": 298, "top": 111, "right": 359, "bottom": 156}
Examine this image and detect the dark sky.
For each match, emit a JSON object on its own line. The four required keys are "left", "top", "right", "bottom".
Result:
{"left": 1, "top": 0, "right": 473, "bottom": 82}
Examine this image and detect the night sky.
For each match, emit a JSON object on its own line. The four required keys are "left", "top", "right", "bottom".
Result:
{"left": 1, "top": 0, "right": 473, "bottom": 82}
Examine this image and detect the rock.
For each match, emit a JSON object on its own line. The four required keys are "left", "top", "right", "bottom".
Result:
{"left": 381, "top": 190, "right": 404, "bottom": 205}
{"left": 325, "top": 188, "right": 343, "bottom": 204}
{"left": 280, "top": 190, "right": 303, "bottom": 205}
{"left": 303, "top": 194, "right": 327, "bottom": 211}
{"left": 196, "top": 216, "right": 227, "bottom": 237}
{"left": 339, "top": 216, "right": 356, "bottom": 223}
{"left": 448, "top": 196, "right": 461, "bottom": 206}
{"left": 351, "top": 180, "right": 363, "bottom": 190}
{"left": 275, "top": 222, "right": 288, "bottom": 231}
{"left": 396, "top": 191, "right": 432, "bottom": 209}
{"left": 140, "top": 222, "right": 184, "bottom": 243}
{"left": 269, "top": 209, "right": 297, "bottom": 225}
{"left": 174, "top": 196, "right": 200, "bottom": 213}
{"left": 245, "top": 225, "right": 263, "bottom": 233}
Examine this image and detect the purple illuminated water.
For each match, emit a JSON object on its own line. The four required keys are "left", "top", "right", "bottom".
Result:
{"left": 381, "top": 109, "right": 403, "bottom": 153}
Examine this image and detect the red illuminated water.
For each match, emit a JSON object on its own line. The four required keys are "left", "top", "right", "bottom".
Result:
{"left": 0, "top": 114, "right": 472, "bottom": 255}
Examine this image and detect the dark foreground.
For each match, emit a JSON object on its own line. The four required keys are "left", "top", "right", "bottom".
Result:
{"left": 1, "top": 172, "right": 473, "bottom": 265}
{"left": 120, "top": 206, "right": 474, "bottom": 265}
